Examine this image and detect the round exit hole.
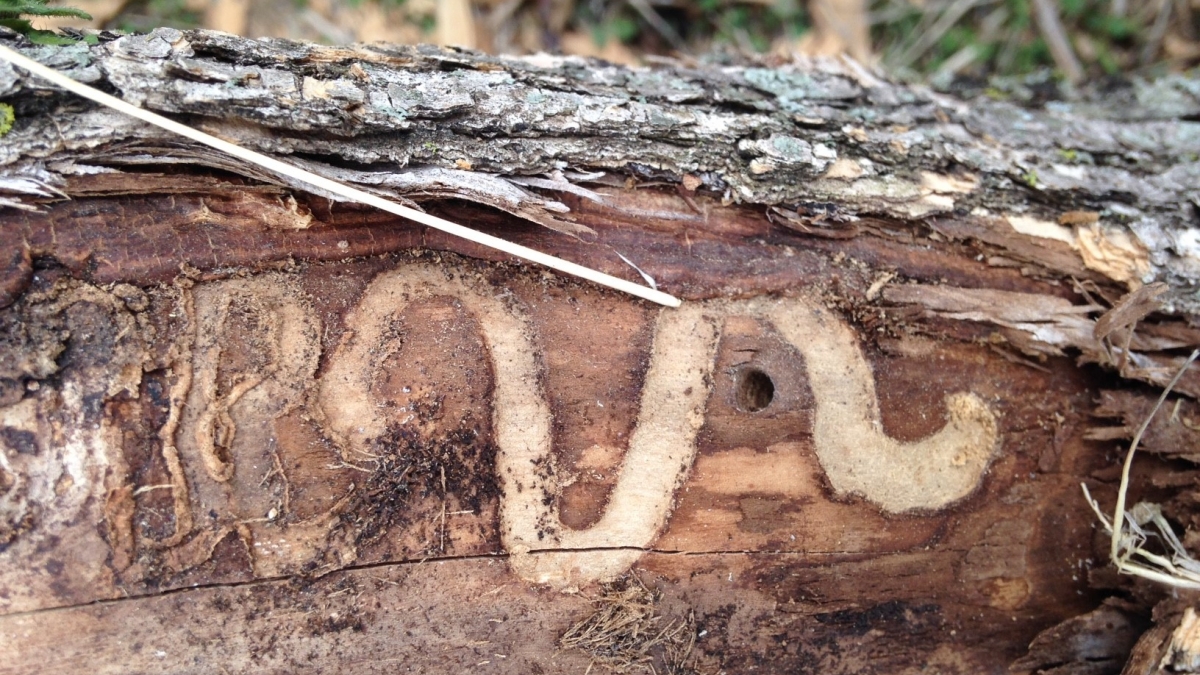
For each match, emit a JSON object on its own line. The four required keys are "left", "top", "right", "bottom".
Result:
{"left": 735, "top": 368, "right": 775, "bottom": 412}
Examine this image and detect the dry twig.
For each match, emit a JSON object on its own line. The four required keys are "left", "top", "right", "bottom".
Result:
{"left": 624, "top": 0, "right": 687, "bottom": 53}
{"left": 891, "top": 0, "right": 989, "bottom": 70}
{"left": 1141, "top": 0, "right": 1174, "bottom": 66}
{"left": 1030, "top": 0, "right": 1084, "bottom": 83}
{"left": 437, "top": 0, "right": 478, "bottom": 49}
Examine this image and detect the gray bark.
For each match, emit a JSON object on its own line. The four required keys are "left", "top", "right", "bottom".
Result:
{"left": 1, "top": 27, "right": 1198, "bottom": 309}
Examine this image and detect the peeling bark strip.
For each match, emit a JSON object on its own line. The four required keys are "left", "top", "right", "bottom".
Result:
{"left": 1, "top": 25, "right": 1200, "bottom": 675}
{"left": 0, "top": 43, "right": 679, "bottom": 307}
{"left": 0, "top": 27, "right": 1199, "bottom": 301}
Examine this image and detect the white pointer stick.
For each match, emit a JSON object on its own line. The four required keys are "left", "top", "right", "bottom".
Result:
{"left": 0, "top": 43, "right": 682, "bottom": 308}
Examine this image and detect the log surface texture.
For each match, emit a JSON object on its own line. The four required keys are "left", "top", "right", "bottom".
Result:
{"left": 1, "top": 26, "right": 1200, "bottom": 675}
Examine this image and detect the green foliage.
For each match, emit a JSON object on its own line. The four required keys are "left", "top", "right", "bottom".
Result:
{"left": 868, "top": 0, "right": 1185, "bottom": 81}
{"left": 415, "top": 11, "right": 433, "bottom": 34}
{"left": 873, "top": 0, "right": 1180, "bottom": 81}
{"left": 708, "top": 0, "right": 808, "bottom": 49}
{"left": 114, "top": 0, "right": 201, "bottom": 32}
{"left": 577, "top": 0, "right": 808, "bottom": 54}
{"left": 0, "top": 0, "right": 91, "bottom": 20}
{"left": 0, "top": 0, "right": 91, "bottom": 44}
{"left": 0, "top": 102, "right": 13, "bottom": 137}
{"left": 610, "top": 15, "right": 640, "bottom": 43}
{"left": 344, "top": 0, "right": 406, "bottom": 8}
{"left": 1059, "top": 0, "right": 1086, "bottom": 19}
{"left": 1011, "top": 37, "right": 1050, "bottom": 74}
{"left": 1084, "top": 13, "right": 1136, "bottom": 41}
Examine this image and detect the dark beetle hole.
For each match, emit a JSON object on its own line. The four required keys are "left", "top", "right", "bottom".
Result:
{"left": 735, "top": 368, "right": 774, "bottom": 412}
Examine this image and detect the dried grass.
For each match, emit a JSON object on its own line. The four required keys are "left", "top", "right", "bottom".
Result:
{"left": 1083, "top": 348, "right": 1200, "bottom": 590}
{"left": 558, "top": 575, "right": 696, "bottom": 675}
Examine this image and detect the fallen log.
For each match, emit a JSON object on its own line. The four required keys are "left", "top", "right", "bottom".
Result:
{"left": 1, "top": 26, "right": 1199, "bottom": 674}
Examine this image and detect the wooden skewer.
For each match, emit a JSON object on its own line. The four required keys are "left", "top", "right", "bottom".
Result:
{"left": 0, "top": 43, "right": 682, "bottom": 308}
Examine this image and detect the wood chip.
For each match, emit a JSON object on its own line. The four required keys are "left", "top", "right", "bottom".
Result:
{"left": 1058, "top": 210, "right": 1100, "bottom": 226}
{"left": 1093, "top": 282, "right": 1168, "bottom": 342}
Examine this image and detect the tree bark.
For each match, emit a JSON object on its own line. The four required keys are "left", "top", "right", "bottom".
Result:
{"left": 1, "top": 26, "right": 1199, "bottom": 674}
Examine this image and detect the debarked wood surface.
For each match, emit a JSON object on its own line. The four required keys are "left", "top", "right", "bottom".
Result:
{"left": 0, "top": 192, "right": 1114, "bottom": 674}
{"left": 1, "top": 26, "right": 1199, "bottom": 675}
